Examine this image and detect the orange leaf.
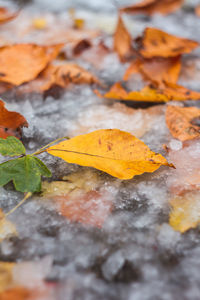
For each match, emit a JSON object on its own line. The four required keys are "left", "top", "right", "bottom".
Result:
{"left": 166, "top": 105, "right": 200, "bottom": 141}
{"left": 46, "top": 129, "right": 171, "bottom": 180}
{"left": 137, "top": 27, "right": 198, "bottom": 58}
{"left": 121, "top": 0, "right": 183, "bottom": 16}
{"left": 169, "top": 191, "right": 200, "bottom": 233}
{"left": 0, "top": 262, "right": 15, "bottom": 293}
{"left": 195, "top": 5, "right": 200, "bottom": 17}
{"left": 124, "top": 56, "right": 181, "bottom": 86}
{"left": 99, "top": 82, "right": 200, "bottom": 102}
{"left": 0, "top": 100, "right": 28, "bottom": 139}
{"left": 114, "top": 14, "right": 133, "bottom": 62}
{"left": 0, "top": 44, "right": 63, "bottom": 85}
{"left": 100, "top": 82, "right": 169, "bottom": 102}
{"left": 0, "top": 287, "right": 30, "bottom": 300}
{"left": 163, "top": 82, "right": 200, "bottom": 101}
{"left": 0, "top": 7, "right": 19, "bottom": 25}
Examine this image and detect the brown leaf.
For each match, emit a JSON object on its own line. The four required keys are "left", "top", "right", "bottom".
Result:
{"left": 114, "top": 14, "right": 133, "bottom": 62}
{"left": 137, "top": 27, "right": 198, "bottom": 58}
{"left": 166, "top": 105, "right": 200, "bottom": 141}
{"left": 0, "top": 262, "right": 15, "bottom": 293}
{"left": 195, "top": 5, "right": 200, "bottom": 17}
{"left": 121, "top": 0, "right": 184, "bottom": 16}
{"left": 0, "top": 100, "right": 28, "bottom": 139}
{"left": 0, "top": 44, "right": 63, "bottom": 85}
{"left": 0, "top": 7, "right": 19, "bottom": 25}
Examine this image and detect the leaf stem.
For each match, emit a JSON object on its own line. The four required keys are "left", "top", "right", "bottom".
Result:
{"left": 5, "top": 192, "right": 32, "bottom": 217}
{"left": 31, "top": 136, "right": 70, "bottom": 156}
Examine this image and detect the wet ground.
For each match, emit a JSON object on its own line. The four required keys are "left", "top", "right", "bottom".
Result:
{"left": 1, "top": 0, "right": 200, "bottom": 299}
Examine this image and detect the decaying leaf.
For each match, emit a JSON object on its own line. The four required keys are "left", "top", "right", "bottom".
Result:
{"left": 166, "top": 105, "right": 200, "bottom": 141}
{"left": 137, "top": 27, "right": 198, "bottom": 58}
{"left": 121, "top": 0, "right": 183, "bottom": 16}
{"left": 0, "top": 155, "right": 51, "bottom": 193}
{"left": 0, "top": 7, "right": 19, "bottom": 25}
{"left": 124, "top": 56, "right": 181, "bottom": 86}
{"left": 0, "top": 100, "right": 28, "bottom": 139}
{"left": 0, "top": 209, "right": 17, "bottom": 242}
{"left": 169, "top": 191, "right": 200, "bottom": 233}
{"left": 46, "top": 129, "right": 171, "bottom": 180}
{"left": 114, "top": 14, "right": 133, "bottom": 62}
{"left": 0, "top": 44, "right": 63, "bottom": 85}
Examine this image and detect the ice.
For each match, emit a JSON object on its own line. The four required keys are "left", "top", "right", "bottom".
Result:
{"left": 169, "top": 139, "right": 183, "bottom": 151}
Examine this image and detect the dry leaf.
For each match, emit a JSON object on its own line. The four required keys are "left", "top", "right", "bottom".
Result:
{"left": 32, "top": 17, "right": 47, "bottom": 30}
{"left": 195, "top": 5, "right": 200, "bottom": 17}
{"left": 97, "top": 82, "right": 169, "bottom": 102}
{"left": 169, "top": 191, "right": 200, "bottom": 233}
{"left": 98, "top": 82, "right": 200, "bottom": 102}
{"left": 0, "top": 44, "right": 63, "bottom": 85}
{"left": 46, "top": 129, "right": 171, "bottom": 180}
{"left": 137, "top": 27, "right": 198, "bottom": 58}
{"left": 0, "top": 7, "right": 19, "bottom": 25}
{"left": 0, "top": 100, "right": 28, "bottom": 139}
{"left": 166, "top": 105, "right": 200, "bottom": 141}
{"left": 121, "top": 0, "right": 183, "bottom": 16}
{"left": 163, "top": 82, "right": 200, "bottom": 101}
{"left": 114, "top": 14, "right": 133, "bottom": 62}
{"left": 124, "top": 56, "right": 181, "bottom": 87}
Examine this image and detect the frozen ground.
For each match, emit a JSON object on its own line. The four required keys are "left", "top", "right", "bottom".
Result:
{"left": 0, "top": 0, "right": 200, "bottom": 299}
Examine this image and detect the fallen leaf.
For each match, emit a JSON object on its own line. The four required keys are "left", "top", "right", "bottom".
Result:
{"left": 0, "top": 100, "right": 28, "bottom": 139}
{"left": 73, "top": 38, "right": 91, "bottom": 56}
{"left": 124, "top": 56, "right": 181, "bottom": 87}
{"left": 169, "top": 191, "right": 200, "bottom": 233}
{"left": 46, "top": 129, "right": 171, "bottom": 180}
{"left": 0, "top": 7, "right": 19, "bottom": 25}
{"left": 0, "top": 287, "right": 30, "bottom": 300}
{"left": 166, "top": 105, "right": 200, "bottom": 141}
{"left": 42, "top": 169, "right": 116, "bottom": 227}
{"left": 0, "top": 136, "right": 26, "bottom": 156}
{"left": 0, "top": 209, "right": 17, "bottom": 242}
{"left": 22, "top": 63, "right": 100, "bottom": 93}
{"left": 97, "top": 82, "right": 200, "bottom": 102}
{"left": 163, "top": 82, "right": 200, "bottom": 101}
{"left": 97, "top": 82, "right": 169, "bottom": 102}
{"left": 136, "top": 27, "right": 198, "bottom": 58}
{"left": 0, "top": 44, "right": 63, "bottom": 85}
{"left": 0, "top": 155, "right": 51, "bottom": 193}
{"left": 0, "top": 262, "right": 15, "bottom": 293}
{"left": 114, "top": 14, "right": 133, "bottom": 62}
{"left": 121, "top": 0, "right": 183, "bottom": 16}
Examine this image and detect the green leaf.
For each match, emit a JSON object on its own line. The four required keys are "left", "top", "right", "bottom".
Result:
{"left": 0, "top": 136, "right": 26, "bottom": 157}
{"left": 0, "top": 155, "right": 51, "bottom": 193}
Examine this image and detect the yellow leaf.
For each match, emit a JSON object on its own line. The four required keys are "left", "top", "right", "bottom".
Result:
{"left": 46, "top": 129, "right": 171, "bottom": 180}
{"left": 0, "top": 209, "right": 17, "bottom": 242}
{"left": 169, "top": 192, "right": 200, "bottom": 233}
